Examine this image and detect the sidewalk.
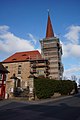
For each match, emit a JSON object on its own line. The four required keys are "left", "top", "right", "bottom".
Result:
{"left": 12, "top": 95, "right": 73, "bottom": 104}
{"left": 0, "top": 95, "right": 73, "bottom": 108}
{"left": 0, "top": 99, "right": 13, "bottom": 107}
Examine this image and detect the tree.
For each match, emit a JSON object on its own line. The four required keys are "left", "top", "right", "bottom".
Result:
{"left": 78, "top": 78, "right": 80, "bottom": 87}
{"left": 63, "top": 76, "right": 67, "bottom": 80}
{"left": 71, "top": 75, "right": 77, "bottom": 82}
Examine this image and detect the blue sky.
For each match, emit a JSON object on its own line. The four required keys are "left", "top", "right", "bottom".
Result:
{"left": 0, "top": 0, "right": 80, "bottom": 82}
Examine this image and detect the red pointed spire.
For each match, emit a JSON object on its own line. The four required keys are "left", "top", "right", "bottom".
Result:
{"left": 46, "top": 11, "right": 54, "bottom": 38}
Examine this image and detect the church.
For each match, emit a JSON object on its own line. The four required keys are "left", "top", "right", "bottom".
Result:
{"left": 2, "top": 12, "right": 64, "bottom": 98}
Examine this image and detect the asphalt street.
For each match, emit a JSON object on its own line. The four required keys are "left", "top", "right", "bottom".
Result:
{"left": 0, "top": 93, "right": 80, "bottom": 120}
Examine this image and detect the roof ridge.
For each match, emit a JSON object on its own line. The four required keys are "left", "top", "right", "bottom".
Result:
{"left": 16, "top": 50, "right": 39, "bottom": 54}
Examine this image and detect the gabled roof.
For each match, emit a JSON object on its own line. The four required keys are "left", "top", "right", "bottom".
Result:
{"left": 2, "top": 50, "right": 42, "bottom": 63}
{"left": 0, "top": 63, "right": 9, "bottom": 73}
{"left": 46, "top": 12, "right": 54, "bottom": 38}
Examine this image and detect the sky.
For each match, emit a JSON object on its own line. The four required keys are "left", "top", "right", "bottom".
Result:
{"left": 0, "top": 0, "right": 80, "bottom": 83}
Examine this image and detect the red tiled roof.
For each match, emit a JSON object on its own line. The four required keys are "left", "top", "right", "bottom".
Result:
{"left": 3, "top": 50, "right": 42, "bottom": 63}
{"left": 46, "top": 12, "right": 54, "bottom": 38}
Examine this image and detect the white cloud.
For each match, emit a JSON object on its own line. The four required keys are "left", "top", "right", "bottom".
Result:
{"left": 62, "top": 43, "right": 80, "bottom": 58}
{"left": 62, "top": 25, "right": 80, "bottom": 80}
{"left": 62, "top": 25, "right": 80, "bottom": 58}
{"left": 64, "top": 66, "right": 80, "bottom": 76}
{"left": 64, "top": 25, "right": 80, "bottom": 44}
{"left": 0, "top": 25, "right": 9, "bottom": 34}
{"left": 70, "top": 44, "right": 80, "bottom": 57}
{"left": 0, "top": 25, "right": 37, "bottom": 60}
{"left": 27, "top": 33, "right": 37, "bottom": 44}
{"left": 63, "top": 65, "right": 80, "bottom": 82}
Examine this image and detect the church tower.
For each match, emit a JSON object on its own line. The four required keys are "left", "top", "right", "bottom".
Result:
{"left": 40, "top": 12, "right": 64, "bottom": 80}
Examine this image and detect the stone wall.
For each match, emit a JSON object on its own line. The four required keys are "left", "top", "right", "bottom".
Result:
{"left": 3, "top": 61, "right": 30, "bottom": 98}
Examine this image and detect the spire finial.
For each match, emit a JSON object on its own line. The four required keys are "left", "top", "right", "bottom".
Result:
{"left": 47, "top": 9, "right": 50, "bottom": 15}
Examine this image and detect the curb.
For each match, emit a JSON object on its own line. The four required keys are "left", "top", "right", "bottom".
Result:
{"left": 0, "top": 95, "right": 73, "bottom": 108}
{"left": 12, "top": 95, "right": 73, "bottom": 104}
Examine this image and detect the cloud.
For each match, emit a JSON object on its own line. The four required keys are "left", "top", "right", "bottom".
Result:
{"left": 63, "top": 65, "right": 80, "bottom": 81}
{"left": 62, "top": 25, "right": 80, "bottom": 80}
{"left": 64, "top": 25, "right": 80, "bottom": 44}
{"left": 0, "top": 25, "right": 9, "bottom": 34}
{"left": 64, "top": 66, "right": 80, "bottom": 76}
{"left": 62, "top": 43, "right": 80, "bottom": 58}
{"left": 62, "top": 25, "right": 80, "bottom": 58}
{"left": 0, "top": 25, "right": 37, "bottom": 60}
{"left": 27, "top": 33, "right": 37, "bottom": 44}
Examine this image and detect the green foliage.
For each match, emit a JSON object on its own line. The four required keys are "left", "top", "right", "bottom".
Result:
{"left": 34, "top": 78, "right": 77, "bottom": 99}
{"left": 34, "top": 78, "right": 54, "bottom": 99}
{"left": 73, "top": 81, "right": 78, "bottom": 94}
{"left": 58, "top": 80, "right": 74, "bottom": 95}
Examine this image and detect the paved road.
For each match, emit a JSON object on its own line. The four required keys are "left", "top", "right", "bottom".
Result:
{"left": 0, "top": 94, "right": 80, "bottom": 120}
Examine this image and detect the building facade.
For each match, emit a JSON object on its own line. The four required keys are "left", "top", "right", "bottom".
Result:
{"left": 40, "top": 13, "right": 63, "bottom": 80}
{"left": 2, "top": 50, "right": 49, "bottom": 97}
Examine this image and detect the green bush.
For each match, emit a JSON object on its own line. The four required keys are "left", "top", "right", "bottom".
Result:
{"left": 34, "top": 78, "right": 54, "bottom": 99}
{"left": 59, "top": 80, "right": 74, "bottom": 95}
{"left": 34, "top": 78, "right": 77, "bottom": 99}
{"left": 73, "top": 81, "right": 78, "bottom": 94}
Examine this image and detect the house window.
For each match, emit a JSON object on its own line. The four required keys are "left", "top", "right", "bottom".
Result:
{"left": 18, "top": 65, "right": 21, "bottom": 74}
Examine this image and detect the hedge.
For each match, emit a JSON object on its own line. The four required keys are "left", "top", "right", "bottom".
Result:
{"left": 34, "top": 78, "right": 77, "bottom": 99}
